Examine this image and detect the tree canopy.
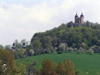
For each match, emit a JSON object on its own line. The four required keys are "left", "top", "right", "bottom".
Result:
{"left": 26, "top": 21, "right": 100, "bottom": 55}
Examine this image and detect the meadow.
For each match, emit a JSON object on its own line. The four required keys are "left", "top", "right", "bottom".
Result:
{"left": 16, "top": 52, "right": 100, "bottom": 75}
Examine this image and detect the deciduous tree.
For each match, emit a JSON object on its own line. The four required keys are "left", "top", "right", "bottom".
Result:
{"left": 0, "top": 49, "right": 17, "bottom": 75}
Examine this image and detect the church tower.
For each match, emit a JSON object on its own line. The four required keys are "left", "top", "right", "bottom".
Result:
{"left": 75, "top": 13, "right": 79, "bottom": 23}
{"left": 80, "top": 13, "right": 84, "bottom": 24}
{"left": 74, "top": 13, "right": 84, "bottom": 24}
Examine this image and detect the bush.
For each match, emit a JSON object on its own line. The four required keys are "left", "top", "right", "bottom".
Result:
{"left": 58, "top": 43, "right": 68, "bottom": 51}
{"left": 66, "top": 47, "right": 73, "bottom": 52}
{"left": 77, "top": 47, "right": 84, "bottom": 54}
{"left": 57, "top": 51, "right": 62, "bottom": 54}
{"left": 88, "top": 48, "right": 94, "bottom": 54}
{"left": 90, "top": 45, "right": 100, "bottom": 53}
{"left": 74, "top": 48, "right": 77, "bottom": 51}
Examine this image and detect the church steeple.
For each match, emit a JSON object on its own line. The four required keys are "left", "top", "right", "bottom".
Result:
{"left": 74, "top": 13, "right": 84, "bottom": 24}
{"left": 80, "top": 13, "right": 84, "bottom": 24}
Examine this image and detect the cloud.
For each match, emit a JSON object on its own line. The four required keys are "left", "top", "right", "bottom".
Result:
{"left": 0, "top": 0, "right": 100, "bottom": 46}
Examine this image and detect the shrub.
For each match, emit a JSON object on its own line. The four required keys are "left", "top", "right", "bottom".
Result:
{"left": 90, "top": 45, "right": 100, "bottom": 53}
{"left": 74, "top": 48, "right": 77, "bottom": 51}
{"left": 29, "top": 49, "right": 34, "bottom": 55}
{"left": 81, "top": 43, "right": 86, "bottom": 49}
{"left": 88, "top": 48, "right": 94, "bottom": 54}
{"left": 58, "top": 43, "right": 68, "bottom": 51}
{"left": 77, "top": 47, "right": 84, "bottom": 54}
{"left": 66, "top": 47, "right": 73, "bottom": 52}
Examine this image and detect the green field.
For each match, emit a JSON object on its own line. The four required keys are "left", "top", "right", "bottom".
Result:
{"left": 16, "top": 52, "right": 100, "bottom": 75}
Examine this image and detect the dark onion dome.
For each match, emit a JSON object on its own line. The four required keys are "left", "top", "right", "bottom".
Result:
{"left": 81, "top": 13, "right": 84, "bottom": 17}
{"left": 75, "top": 13, "right": 78, "bottom": 17}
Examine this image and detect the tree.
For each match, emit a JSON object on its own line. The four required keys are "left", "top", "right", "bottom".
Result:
{"left": 0, "top": 45, "right": 3, "bottom": 49}
{"left": 0, "top": 49, "right": 17, "bottom": 75}
{"left": 28, "top": 21, "right": 100, "bottom": 54}
{"left": 18, "top": 48, "right": 24, "bottom": 58}
{"left": 41, "top": 58, "right": 56, "bottom": 75}
{"left": 41, "top": 36, "right": 52, "bottom": 48}
{"left": 5, "top": 45, "right": 12, "bottom": 51}
{"left": 81, "top": 43, "right": 86, "bottom": 49}
{"left": 58, "top": 43, "right": 68, "bottom": 51}
{"left": 31, "top": 40, "right": 42, "bottom": 48}
{"left": 57, "top": 62, "right": 65, "bottom": 75}
{"left": 24, "top": 60, "right": 37, "bottom": 75}
{"left": 17, "top": 64, "right": 26, "bottom": 75}
{"left": 65, "top": 59, "right": 75, "bottom": 75}
{"left": 39, "top": 58, "right": 76, "bottom": 75}
{"left": 14, "top": 39, "right": 22, "bottom": 51}
{"left": 13, "top": 50, "right": 19, "bottom": 59}
{"left": 29, "top": 49, "right": 34, "bottom": 56}
{"left": 72, "top": 43, "right": 77, "bottom": 48}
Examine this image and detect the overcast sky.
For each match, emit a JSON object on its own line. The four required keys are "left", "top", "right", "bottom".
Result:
{"left": 0, "top": 0, "right": 100, "bottom": 46}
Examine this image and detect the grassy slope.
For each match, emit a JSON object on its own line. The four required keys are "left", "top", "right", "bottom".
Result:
{"left": 16, "top": 52, "right": 100, "bottom": 75}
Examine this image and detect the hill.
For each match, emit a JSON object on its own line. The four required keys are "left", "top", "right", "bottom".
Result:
{"left": 26, "top": 21, "right": 100, "bottom": 55}
{"left": 16, "top": 21, "right": 100, "bottom": 75}
{"left": 16, "top": 51, "right": 100, "bottom": 75}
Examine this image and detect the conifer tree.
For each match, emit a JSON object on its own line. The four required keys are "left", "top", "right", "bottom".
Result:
{"left": 66, "top": 59, "right": 75, "bottom": 75}
{"left": 41, "top": 58, "right": 56, "bottom": 75}
{"left": 39, "top": 58, "right": 76, "bottom": 75}
{"left": 57, "top": 62, "right": 65, "bottom": 75}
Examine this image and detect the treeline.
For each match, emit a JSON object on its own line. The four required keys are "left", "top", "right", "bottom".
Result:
{"left": 35, "top": 58, "right": 78, "bottom": 75}
{"left": 0, "top": 39, "right": 33, "bottom": 59}
{"left": 1, "top": 21, "right": 100, "bottom": 58}
{"left": 26, "top": 21, "right": 100, "bottom": 55}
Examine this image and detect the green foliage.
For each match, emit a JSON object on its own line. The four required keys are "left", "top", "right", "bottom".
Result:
{"left": 13, "top": 51, "right": 19, "bottom": 59}
{"left": 19, "top": 48, "right": 25, "bottom": 57}
{"left": 16, "top": 52, "right": 100, "bottom": 75}
{"left": 29, "top": 21, "right": 100, "bottom": 55}
{"left": 89, "top": 45, "right": 100, "bottom": 53}
{"left": 17, "top": 64, "right": 26, "bottom": 75}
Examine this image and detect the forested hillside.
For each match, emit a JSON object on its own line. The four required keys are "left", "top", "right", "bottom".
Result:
{"left": 26, "top": 21, "right": 100, "bottom": 55}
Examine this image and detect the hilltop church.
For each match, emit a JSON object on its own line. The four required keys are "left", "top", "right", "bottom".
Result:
{"left": 74, "top": 13, "right": 84, "bottom": 24}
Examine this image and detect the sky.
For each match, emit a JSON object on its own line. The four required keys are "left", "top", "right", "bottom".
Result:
{"left": 0, "top": 0, "right": 100, "bottom": 46}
